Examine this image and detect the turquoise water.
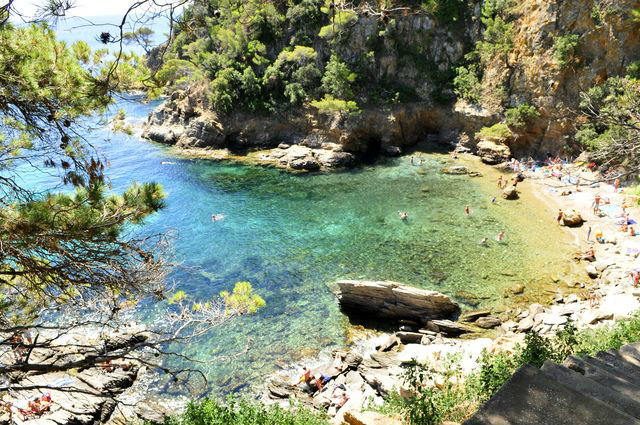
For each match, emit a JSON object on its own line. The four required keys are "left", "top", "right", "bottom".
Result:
{"left": 19, "top": 99, "right": 535, "bottom": 394}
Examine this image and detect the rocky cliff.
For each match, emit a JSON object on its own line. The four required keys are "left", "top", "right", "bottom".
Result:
{"left": 143, "top": 0, "right": 640, "bottom": 169}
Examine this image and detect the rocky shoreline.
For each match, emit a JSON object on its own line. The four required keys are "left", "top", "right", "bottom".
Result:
{"left": 261, "top": 159, "right": 640, "bottom": 424}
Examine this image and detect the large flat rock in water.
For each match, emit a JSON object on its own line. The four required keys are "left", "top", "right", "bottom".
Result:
{"left": 336, "top": 280, "right": 459, "bottom": 322}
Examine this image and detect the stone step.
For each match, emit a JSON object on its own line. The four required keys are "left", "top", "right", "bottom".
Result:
{"left": 564, "top": 355, "right": 640, "bottom": 401}
{"left": 463, "top": 364, "right": 640, "bottom": 425}
{"left": 581, "top": 355, "right": 640, "bottom": 388}
{"left": 620, "top": 342, "right": 640, "bottom": 362}
{"left": 594, "top": 350, "right": 640, "bottom": 378}
{"left": 540, "top": 361, "right": 640, "bottom": 419}
{"left": 613, "top": 348, "right": 640, "bottom": 368}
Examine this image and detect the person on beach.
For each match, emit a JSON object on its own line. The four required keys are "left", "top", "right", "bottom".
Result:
{"left": 496, "top": 231, "right": 505, "bottom": 241}
{"left": 575, "top": 177, "right": 581, "bottom": 192}
{"left": 398, "top": 211, "right": 409, "bottom": 220}
{"left": 631, "top": 271, "right": 640, "bottom": 287}
{"left": 299, "top": 367, "right": 311, "bottom": 385}
{"left": 595, "top": 230, "right": 605, "bottom": 244}
{"left": 576, "top": 246, "right": 595, "bottom": 262}
{"left": 464, "top": 205, "right": 470, "bottom": 216}
{"left": 592, "top": 194, "right": 601, "bottom": 214}
{"left": 631, "top": 226, "right": 636, "bottom": 237}
{"left": 557, "top": 209, "right": 564, "bottom": 225}
{"left": 615, "top": 178, "right": 621, "bottom": 192}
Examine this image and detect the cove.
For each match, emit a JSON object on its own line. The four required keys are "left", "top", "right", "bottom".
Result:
{"left": 17, "top": 98, "right": 573, "bottom": 394}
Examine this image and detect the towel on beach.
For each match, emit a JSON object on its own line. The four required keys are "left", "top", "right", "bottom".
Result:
{"left": 51, "top": 377, "right": 75, "bottom": 387}
{"left": 625, "top": 246, "right": 640, "bottom": 255}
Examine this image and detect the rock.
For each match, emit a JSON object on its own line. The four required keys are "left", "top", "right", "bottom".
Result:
{"left": 426, "top": 319, "right": 474, "bottom": 336}
{"left": 581, "top": 310, "right": 614, "bottom": 325}
{"left": 342, "top": 411, "right": 403, "bottom": 425}
{"left": 343, "top": 352, "right": 364, "bottom": 369}
{"left": 290, "top": 156, "right": 321, "bottom": 171}
{"left": 476, "top": 316, "right": 502, "bottom": 329}
{"left": 529, "top": 303, "right": 545, "bottom": 317}
{"left": 586, "top": 265, "right": 600, "bottom": 279}
{"left": 540, "top": 313, "right": 568, "bottom": 326}
{"left": 518, "top": 316, "right": 535, "bottom": 332}
{"left": 442, "top": 166, "right": 469, "bottom": 175}
{"left": 511, "top": 284, "right": 525, "bottom": 295}
{"left": 395, "top": 331, "right": 423, "bottom": 344}
{"left": 476, "top": 140, "right": 511, "bottom": 165}
{"left": 376, "top": 335, "right": 400, "bottom": 352}
{"left": 336, "top": 280, "right": 460, "bottom": 323}
{"left": 459, "top": 310, "right": 492, "bottom": 323}
{"left": 268, "top": 380, "right": 295, "bottom": 399}
{"left": 565, "top": 293, "right": 578, "bottom": 303}
{"left": 382, "top": 145, "right": 402, "bottom": 156}
{"left": 502, "top": 185, "right": 519, "bottom": 200}
{"left": 562, "top": 211, "right": 584, "bottom": 227}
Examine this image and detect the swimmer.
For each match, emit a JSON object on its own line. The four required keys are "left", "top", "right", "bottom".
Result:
{"left": 479, "top": 237, "right": 488, "bottom": 246}
{"left": 211, "top": 213, "right": 225, "bottom": 222}
{"left": 491, "top": 196, "right": 498, "bottom": 204}
{"left": 496, "top": 231, "right": 505, "bottom": 241}
{"left": 398, "top": 211, "right": 409, "bottom": 220}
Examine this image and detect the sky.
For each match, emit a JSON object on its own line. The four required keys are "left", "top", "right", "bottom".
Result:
{"left": 17, "top": 0, "right": 142, "bottom": 18}
{"left": 15, "top": 0, "right": 183, "bottom": 19}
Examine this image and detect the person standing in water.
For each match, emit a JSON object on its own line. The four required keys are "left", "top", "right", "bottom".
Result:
{"left": 464, "top": 205, "right": 470, "bottom": 216}
{"left": 496, "top": 231, "right": 505, "bottom": 241}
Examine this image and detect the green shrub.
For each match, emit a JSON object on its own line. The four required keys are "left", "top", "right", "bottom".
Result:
{"left": 553, "top": 34, "right": 579, "bottom": 67}
{"left": 420, "top": 0, "right": 467, "bottom": 28}
{"left": 318, "top": 10, "right": 357, "bottom": 39}
{"left": 477, "top": 0, "right": 515, "bottom": 60}
{"left": 504, "top": 103, "right": 539, "bottom": 128}
{"left": 310, "top": 95, "right": 359, "bottom": 115}
{"left": 165, "top": 397, "right": 329, "bottom": 425}
{"left": 321, "top": 54, "right": 357, "bottom": 99}
{"left": 453, "top": 64, "right": 482, "bottom": 104}
{"left": 476, "top": 123, "right": 512, "bottom": 141}
{"left": 626, "top": 61, "right": 640, "bottom": 79}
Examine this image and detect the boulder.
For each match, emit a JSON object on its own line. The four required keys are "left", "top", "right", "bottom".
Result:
{"left": 459, "top": 310, "right": 492, "bottom": 323}
{"left": 502, "top": 185, "right": 519, "bottom": 200}
{"left": 476, "top": 140, "right": 511, "bottom": 165}
{"left": 426, "top": 319, "right": 474, "bottom": 336}
{"left": 395, "top": 331, "right": 423, "bottom": 344}
{"left": 518, "top": 316, "right": 535, "bottom": 332}
{"left": 342, "top": 411, "right": 403, "bottom": 425}
{"left": 476, "top": 316, "right": 502, "bottom": 329}
{"left": 562, "top": 211, "right": 584, "bottom": 227}
{"left": 375, "top": 335, "right": 400, "bottom": 352}
{"left": 442, "top": 166, "right": 469, "bottom": 175}
{"left": 336, "top": 280, "right": 460, "bottom": 323}
{"left": 586, "top": 265, "right": 600, "bottom": 279}
{"left": 510, "top": 284, "right": 525, "bottom": 295}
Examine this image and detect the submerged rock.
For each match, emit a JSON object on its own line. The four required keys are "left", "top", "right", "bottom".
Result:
{"left": 442, "top": 165, "right": 469, "bottom": 175}
{"left": 336, "top": 280, "right": 460, "bottom": 323}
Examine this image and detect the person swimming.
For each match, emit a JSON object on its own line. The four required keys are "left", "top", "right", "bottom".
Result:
{"left": 398, "top": 211, "right": 409, "bottom": 220}
{"left": 464, "top": 205, "right": 470, "bottom": 216}
{"left": 211, "top": 213, "right": 225, "bottom": 222}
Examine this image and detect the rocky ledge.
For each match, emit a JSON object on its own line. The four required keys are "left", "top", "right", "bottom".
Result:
{"left": 336, "top": 280, "right": 461, "bottom": 324}
{"left": 0, "top": 325, "right": 170, "bottom": 425}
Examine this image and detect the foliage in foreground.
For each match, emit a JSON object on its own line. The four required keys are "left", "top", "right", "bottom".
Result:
{"left": 379, "top": 313, "right": 640, "bottom": 425}
{"left": 163, "top": 397, "right": 329, "bottom": 425}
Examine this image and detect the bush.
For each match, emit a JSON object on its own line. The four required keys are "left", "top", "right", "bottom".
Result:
{"left": 318, "top": 10, "right": 357, "bottom": 39}
{"left": 453, "top": 64, "right": 482, "bottom": 104}
{"left": 553, "top": 34, "right": 579, "bottom": 67}
{"left": 420, "top": 0, "right": 467, "bottom": 28}
{"left": 321, "top": 54, "right": 357, "bottom": 99}
{"left": 504, "top": 103, "right": 539, "bottom": 128}
{"left": 165, "top": 397, "right": 329, "bottom": 425}
{"left": 310, "top": 95, "right": 359, "bottom": 115}
{"left": 626, "top": 61, "right": 640, "bottom": 79}
{"left": 476, "top": 123, "right": 512, "bottom": 141}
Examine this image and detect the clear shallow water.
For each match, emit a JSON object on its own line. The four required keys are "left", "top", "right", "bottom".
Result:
{"left": 17, "top": 99, "right": 547, "bottom": 394}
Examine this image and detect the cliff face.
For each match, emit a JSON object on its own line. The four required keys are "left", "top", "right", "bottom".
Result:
{"left": 459, "top": 0, "right": 640, "bottom": 158}
{"left": 144, "top": 0, "right": 640, "bottom": 167}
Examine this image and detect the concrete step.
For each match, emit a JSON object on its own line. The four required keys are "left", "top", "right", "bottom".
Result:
{"left": 541, "top": 360, "right": 640, "bottom": 419}
{"left": 564, "top": 355, "right": 640, "bottom": 401}
{"left": 463, "top": 364, "right": 640, "bottom": 425}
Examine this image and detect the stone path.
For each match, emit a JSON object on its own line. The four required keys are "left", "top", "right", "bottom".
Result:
{"left": 464, "top": 341, "right": 640, "bottom": 425}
